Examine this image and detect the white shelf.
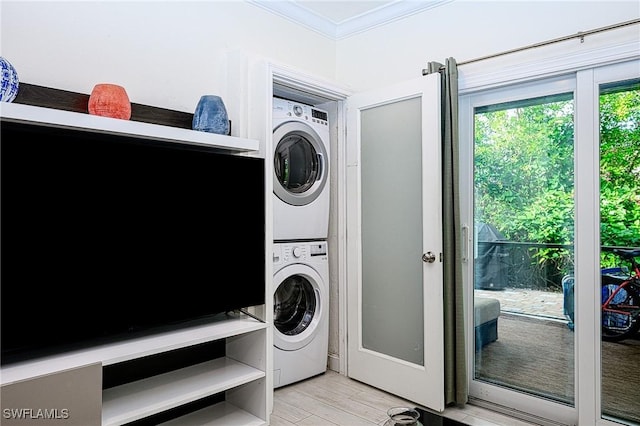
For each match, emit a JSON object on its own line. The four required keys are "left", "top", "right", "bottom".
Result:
{"left": 102, "top": 358, "right": 265, "bottom": 426}
{"left": 0, "top": 102, "right": 260, "bottom": 153}
{"left": 159, "top": 401, "right": 266, "bottom": 426}
{"left": 1, "top": 314, "right": 267, "bottom": 385}
{"left": 0, "top": 98, "right": 270, "bottom": 425}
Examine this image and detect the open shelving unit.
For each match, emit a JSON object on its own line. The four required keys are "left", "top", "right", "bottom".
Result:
{"left": 0, "top": 100, "right": 270, "bottom": 426}
{"left": 99, "top": 315, "right": 268, "bottom": 426}
{"left": 102, "top": 358, "right": 263, "bottom": 425}
{"left": 1, "top": 314, "right": 269, "bottom": 426}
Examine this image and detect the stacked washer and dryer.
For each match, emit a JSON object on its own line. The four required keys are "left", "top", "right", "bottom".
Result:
{"left": 272, "top": 97, "right": 331, "bottom": 388}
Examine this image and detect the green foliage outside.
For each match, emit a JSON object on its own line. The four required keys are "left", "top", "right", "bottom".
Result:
{"left": 599, "top": 85, "right": 640, "bottom": 267}
{"left": 474, "top": 82, "right": 640, "bottom": 286}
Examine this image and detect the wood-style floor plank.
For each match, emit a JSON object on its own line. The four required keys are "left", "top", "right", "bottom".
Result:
{"left": 273, "top": 370, "right": 542, "bottom": 426}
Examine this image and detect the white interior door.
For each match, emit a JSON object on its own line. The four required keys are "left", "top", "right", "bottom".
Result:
{"left": 346, "top": 74, "right": 444, "bottom": 411}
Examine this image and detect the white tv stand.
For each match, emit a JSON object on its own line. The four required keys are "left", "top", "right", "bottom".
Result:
{"left": 2, "top": 313, "right": 268, "bottom": 425}
{"left": 0, "top": 103, "right": 270, "bottom": 426}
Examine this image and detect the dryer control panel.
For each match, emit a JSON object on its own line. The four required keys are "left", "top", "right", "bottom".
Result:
{"left": 273, "top": 98, "right": 328, "bottom": 126}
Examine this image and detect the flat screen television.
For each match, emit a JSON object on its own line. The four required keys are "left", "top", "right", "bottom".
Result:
{"left": 1, "top": 120, "right": 265, "bottom": 365}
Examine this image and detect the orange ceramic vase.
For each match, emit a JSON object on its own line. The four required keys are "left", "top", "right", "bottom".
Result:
{"left": 88, "top": 83, "right": 131, "bottom": 120}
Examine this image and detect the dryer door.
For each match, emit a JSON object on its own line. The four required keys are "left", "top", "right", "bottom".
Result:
{"left": 273, "top": 122, "right": 328, "bottom": 206}
{"left": 273, "top": 264, "right": 324, "bottom": 351}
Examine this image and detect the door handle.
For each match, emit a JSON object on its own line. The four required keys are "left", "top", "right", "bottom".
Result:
{"left": 422, "top": 252, "right": 437, "bottom": 263}
{"left": 316, "top": 153, "right": 323, "bottom": 181}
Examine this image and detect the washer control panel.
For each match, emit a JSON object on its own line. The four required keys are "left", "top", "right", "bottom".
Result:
{"left": 273, "top": 97, "right": 328, "bottom": 126}
{"left": 273, "top": 241, "right": 328, "bottom": 266}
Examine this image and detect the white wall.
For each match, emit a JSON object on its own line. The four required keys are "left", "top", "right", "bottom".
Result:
{"left": 2, "top": 0, "right": 638, "bottom": 121}
{"left": 2, "top": 0, "right": 638, "bottom": 375}
{"left": 3, "top": 1, "right": 637, "bottom": 116}
{"left": 0, "top": 1, "right": 336, "bottom": 114}
{"left": 335, "top": 1, "right": 639, "bottom": 92}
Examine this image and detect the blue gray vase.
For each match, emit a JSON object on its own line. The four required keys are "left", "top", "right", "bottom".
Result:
{"left": 0, "top": 56, "right": 19, "bottom": 103}
{"left": 192, "top": 95, "right": 230, "bottom": 135}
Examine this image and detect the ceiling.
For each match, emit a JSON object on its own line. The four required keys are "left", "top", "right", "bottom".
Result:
{"left": 294, "top": 1, "right": 402, "bottom": 23}
{"left": 248, "top": 0, "right": 453, "bottom": 40}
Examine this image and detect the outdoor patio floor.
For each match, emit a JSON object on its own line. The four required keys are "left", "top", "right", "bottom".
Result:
{"left": 474, "top": 287, "right": 640, "bottom": 424}
{"left": 475, "top": 288, "right": 565, "bottom": 320}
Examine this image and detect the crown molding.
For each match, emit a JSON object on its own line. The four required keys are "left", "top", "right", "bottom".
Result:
{"left": 247, "top": 0, "right": 453, "bottom": 40}
{"left": 247, "top": 0, "right": 336, "bottom": 39}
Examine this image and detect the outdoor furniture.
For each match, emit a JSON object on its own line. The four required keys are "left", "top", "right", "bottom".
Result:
{"left": 475, "top": 297, "right": 501, "bottom": 350}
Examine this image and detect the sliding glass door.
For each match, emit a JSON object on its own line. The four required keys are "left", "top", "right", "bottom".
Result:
{"left": 461, "top": 60, "right": 639, "bottom": 425}
{"left": 473, "top": 86, "right": 576, "bottom": 403}
{"left": 462, "top": 76, "right": 577, "bottom": 425}
{"left": 595, "top": 67, "right": 639, "bottom": 425}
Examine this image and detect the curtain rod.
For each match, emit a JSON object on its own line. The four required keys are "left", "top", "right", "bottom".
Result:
{"left": 423, "top": 18, "right": 639, "bottom": 74}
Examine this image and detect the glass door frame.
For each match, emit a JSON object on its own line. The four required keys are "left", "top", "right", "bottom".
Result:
{"left": 576, "top": 60, "right": 639, "bottom": 426}
{"left": 460, "top": 74, "right": 578, "bottom": 426}
{"left": 460, "top": 60, "right": 639, "bottom": 426}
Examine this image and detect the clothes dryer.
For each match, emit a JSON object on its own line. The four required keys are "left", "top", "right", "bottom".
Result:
{"left": 273, "top": 241, "right": 329, "bottom": 388}
{"left": 272, "top": 97, "right": 330, "bottom": 241}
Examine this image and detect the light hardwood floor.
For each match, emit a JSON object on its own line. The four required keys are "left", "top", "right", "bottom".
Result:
{"left": 272, "top": 369, "right": 540, "bottom": 426}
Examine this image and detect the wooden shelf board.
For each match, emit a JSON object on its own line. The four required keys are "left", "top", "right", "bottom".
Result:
{"left": 0, "top": 102, "right": 259, "bottom": 153}
{"left": 1, "top": 314, "right": 267, "bottom": 385}
{"left": 102, "top": 358, "right": 265, "bottom": 426}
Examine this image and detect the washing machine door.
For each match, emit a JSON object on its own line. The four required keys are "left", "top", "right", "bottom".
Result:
{"left": 273, "top": 122, "right": 328, "bottom": 206}
{"left": 273, "top": 264, "right": 324, "bottom": 351}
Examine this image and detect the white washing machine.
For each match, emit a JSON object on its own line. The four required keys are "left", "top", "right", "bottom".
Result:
{"left": 273, "top": 240, "right": 329, "bottom": 388}
{"left": 272, "top": 97, "right": 330, "bottom": 241}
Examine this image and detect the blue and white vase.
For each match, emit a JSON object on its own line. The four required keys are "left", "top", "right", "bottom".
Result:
{"left": 0, "top": 56, "right": 19, "bottom": 103}
{"left": 192, "top": 95, "right": 230, "bottom": 135}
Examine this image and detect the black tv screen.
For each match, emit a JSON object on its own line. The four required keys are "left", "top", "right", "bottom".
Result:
{"left": 1, "top": 120, "right": 265, "bottom": 365}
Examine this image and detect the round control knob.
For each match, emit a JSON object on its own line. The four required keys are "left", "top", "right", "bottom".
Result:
{"left": 293, "top": 105, "right": 303, "bottom": 116}
{"left": 292, "top": 247, "right": 303, "bottom": 258}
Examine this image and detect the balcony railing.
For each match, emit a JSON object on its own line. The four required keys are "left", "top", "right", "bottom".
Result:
{"left": 475, "top": 241, "right": 638, "bottom": 292}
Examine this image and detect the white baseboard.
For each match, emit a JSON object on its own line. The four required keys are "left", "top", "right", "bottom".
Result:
{"left": 327, "top": 353, "right": 340, "bottom": 373}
